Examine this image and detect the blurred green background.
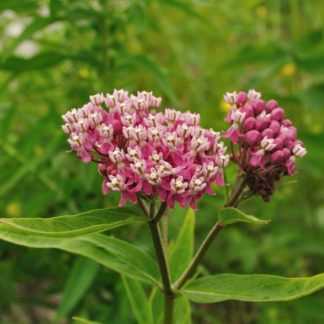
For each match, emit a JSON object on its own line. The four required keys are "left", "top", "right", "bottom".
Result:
{"left": 0, "top": 0, "right": 323, "bottom": 323}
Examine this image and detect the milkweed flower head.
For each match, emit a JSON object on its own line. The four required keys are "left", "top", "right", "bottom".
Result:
{"left": 62, "top": 90, "right": 229, "bottom": 209}
{"left": 223, "top": 90, "right": 307, "bottom": 201}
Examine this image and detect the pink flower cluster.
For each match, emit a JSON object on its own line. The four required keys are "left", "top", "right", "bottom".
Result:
{"left": 62, "top": 90, "right": 229, "bottom": 209}
{"left": 223, "top": 90, "right": 307, "bottom": 200}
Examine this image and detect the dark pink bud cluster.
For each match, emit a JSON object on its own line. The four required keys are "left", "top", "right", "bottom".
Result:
{"left": 223, "top": 90, "right": 307, "bottom": 201}
{"left": 62, "top": 90, "right": 229, "bottom": 209}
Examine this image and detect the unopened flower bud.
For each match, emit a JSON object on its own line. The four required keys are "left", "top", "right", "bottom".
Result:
{"left": 271, "top": 108, "right": 284, "bottom": 121}
{"left": 243, "top": 117, "right": 255, "bottom": 131}
{"left": 269, "top": 120, "right": 281, "bottom": 135}
{"left": 262, "top": 128, "right": 275, "bottom": 139}
{"left": 245, "top": 130, "right": 261, "bottom": 146}
{"left": 271, "top": 150, "right": 285, "bottom": 163}
{"left": 252, "top": 100, "right": 265, "bottom": 114}
{"left": 265, "top": 99, "right": 278, "bottom": 112}
{"left": 236, "top": 91, "right": 248, "bottom": 105}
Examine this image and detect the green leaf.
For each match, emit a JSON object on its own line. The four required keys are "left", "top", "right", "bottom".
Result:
{"left": 218, "top": 207, "right": 270, "bottom": 226}
{"left": 0, "top": 0, "right": 38, "bottom": 12}
{"left": 149, "top": 288, "right": 191, "bottom": 324}
{"left": 0, "top": 206, "right": 144, "bottom": 237}
{"left": 122, "top": 276, "right": 153, "bottom": 324}
{"left": 180, "top": 273, "right": 324, "bottom": 303}
{"left": 0, "top": 135, "right": 62, "bottom": 197}
{"left": 149, "top": 287, "right": 164, "bottom": 324}
{"left": 72, "top": 316, "right": 102, "bottom": 324}
{"left": 56, "top": 257, "right": 99, "bottom": 321}
{"left": 84, "top": 235, "right": 159, "bottom": 284}
{"left": 169, "top": 208, "right": 195, "bottom": 281}
{"left": 0, "top": 52, "right": 66, "bottom": 71}
{"left": 173, "top": 295, "right": 192, "bottom": 324}
{"left": 0, "top": 224, "right": 159, "bottom": 284}
{"left": 117, "top": 54, "right": 178, "bottom": 105}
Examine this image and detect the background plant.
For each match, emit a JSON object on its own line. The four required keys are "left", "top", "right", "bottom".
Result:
{"left": 0, "top": 0, "right": 323, "bottom": 323}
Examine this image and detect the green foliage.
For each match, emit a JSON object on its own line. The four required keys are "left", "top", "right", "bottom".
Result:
{"left": 0, "top": 206, "right": 144, "bottom": 237}
{"left": 0, "top": 219, "right": 160, "bottom": 284}
{"left": 57, "top": 257, "right": 99, "bottom": 321}
{"left": 181, "top": 273, "right": 324, "bottom": 303}
{"left": 218, "top": 207, "right": 270, "bottom": 226}
{"left": 122, "top": 276, "right": 153, "bottom": 324}
{"left": 169, "top": 208, "right": 195, "bottom": 281}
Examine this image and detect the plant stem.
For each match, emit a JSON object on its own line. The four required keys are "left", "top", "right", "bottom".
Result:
{"left": 152, "top": 201, "right": 168, "bottom": 223}
{"left": 137, "top": 196, "right": 149, "bottom": 217}
{"left": 174, "top": 173, "right": 248, "bottom": 290}
{"left": 224, "top": 174, "right": 248, "bottom": 208}
{"left": 147, "top": 202, "right": 174, "bottom": 324}
{"left": 161, "top": 212, "right": 169, "bottom": 256}
{"left": 148, "top": 222, "right": 174, "bottom": 323}
{"left": 173, "top": 221, "right": 224, "bottom": 289}
{"left": 164, "top": 294, "right": 175, "bottom": 324}
{"left": 223, "top": 168, "right": 229, "bottom": 202}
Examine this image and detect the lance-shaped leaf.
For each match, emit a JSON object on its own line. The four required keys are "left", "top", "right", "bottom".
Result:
{"left": 180, "top": 273, "right": 324, "bottom": 303}
{"left": 0, "top": 221, "right": 159, "bottom": 284}
{"left": 169, "top": 208, "right": 195, "bottom": 281}
{"left": 218, "top": 207, "right": 270, "bottom": 226}
{"left": 0, "top": 206, "right": 144, "bottom": 237}
{"left": 122, "top": 276, "right": 153, "bottom": 324}
{"left": 56, "top": 257, "right": 100, "bottom": 321}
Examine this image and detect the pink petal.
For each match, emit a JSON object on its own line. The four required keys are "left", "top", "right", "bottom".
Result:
{"left": 167, "top": 194, "right": 175, "bottom": 209}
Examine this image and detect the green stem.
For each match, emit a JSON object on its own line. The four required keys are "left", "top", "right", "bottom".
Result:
{"left": 147, "top": 201, "right": 174, "bottom": 324}
{"left": 164, "top": 294, "right": 175, "bottom": 324}
{"left": 174, "top": 173, "right": 248, "bottom": 290}
{"left": 152, "top": 202, "right": 168, "bottom": 223}
{"left": 161, "top": 212, "right": 169, "bottom": 256}
{"left": 148, "top": 222, "right": 174, "bottom": 323}
{"left": 174, "top": 221, "right": 224, "bottom": 289}
{"left": 224, "top": 174, "right": 248, "bottom": 208}
{"left": 223, "top": 168, "right": 229, "bottom": 202}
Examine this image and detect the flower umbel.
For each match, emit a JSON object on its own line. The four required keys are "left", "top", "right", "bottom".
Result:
{"left": 62, "top": 90, "right": 228, "bottom": 209}
{"left": 223, "top": 90, "right": 307, "bottom": 201}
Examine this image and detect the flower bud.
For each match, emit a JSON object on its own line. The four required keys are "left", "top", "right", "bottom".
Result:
{"left": 241, "top": 103, "right": 254, "bottom": 118}
{"left": 245, "top": 130, "right": 261, "bottom": 146}
{"left": 286, "top": 127, "right": 297, "bottom": 141}
{"left": 262, "top": 128, "right": 275, "bottom": 139}
{"left": 282, "top": 148, "right": 291, "bottom": 160}
{"left": 269, "top": 120, "right": 281, "bottom": 135}
{"left": 271, "top": 150, "right": 285, "bottom": 164}
{"left": 243, "top": 117, "right": 255, "bottom": 131}
{"left": 273, "top": 137, "right": 284, "bottom": 150}
{"left": 265, "top": 99, "right": 278, "bottom": 112}
{"left": 236, "top": 91, "right": 248, "bottom": 105}
{"left": 252, "top": 100, "right": 265, "bottom": 115}
{"left": 282, "top": 119, "right": 292, "bottom": 127}
{"left": 271, "top": 108, "right": 284, "bottom": 121}
{"left": 255, "top": 117, "right": 269, "bottom": 131}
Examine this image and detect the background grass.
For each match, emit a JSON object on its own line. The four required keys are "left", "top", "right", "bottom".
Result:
{"left": 0, "top": 0, "right": 323, "bottom": 323}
